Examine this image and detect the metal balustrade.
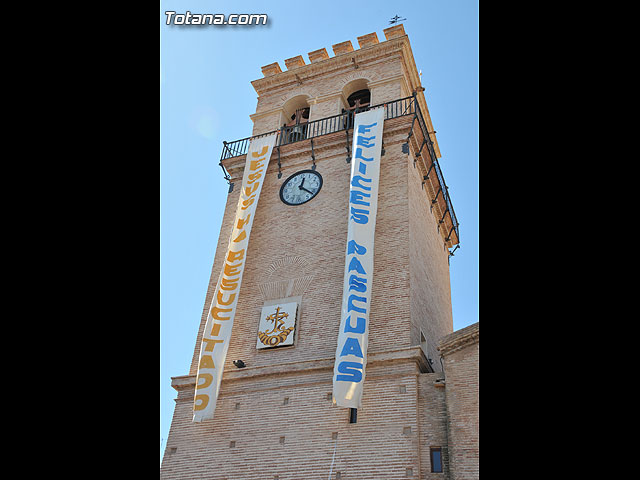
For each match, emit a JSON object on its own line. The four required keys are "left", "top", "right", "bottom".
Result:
{"left": 218, "top": 95, "right": 459, "bottom": 244}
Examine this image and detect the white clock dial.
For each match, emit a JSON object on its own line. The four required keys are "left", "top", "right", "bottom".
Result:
{"left": 279, "top": 170, "right": 323, "bottom": 206}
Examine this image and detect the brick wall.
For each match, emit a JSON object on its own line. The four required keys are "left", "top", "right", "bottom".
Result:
{"left": 439, "top": 323, "right": 479, "bottom": 480}
{"left": 418, "top": 373, "right": 449, "bottom": 479}
{"left": 191, "top": 125, "right": 418, "bottom": 372}
{"left": 189, "top": 113, "right": 453, "bottom": 377}
{"left": 408, "top": 146, "right": 453, "bottom": 369}
{"left": 163, "top": 349, "right": 450, "bottom": 480}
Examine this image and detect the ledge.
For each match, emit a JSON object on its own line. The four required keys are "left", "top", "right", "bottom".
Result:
{"left": 438, "top": 322, "right": 479, "bottom": 356}
{"left": 171, "top": 345, "right": 430, "bottom": 391}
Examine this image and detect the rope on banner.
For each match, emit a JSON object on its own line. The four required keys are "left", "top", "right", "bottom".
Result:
{"left": 327, "top": 434, "right": 339, "bottom": 480}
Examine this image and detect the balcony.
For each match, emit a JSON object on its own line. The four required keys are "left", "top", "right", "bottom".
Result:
{"left": 218, "top": 95, "right": 459, "bottom": 247}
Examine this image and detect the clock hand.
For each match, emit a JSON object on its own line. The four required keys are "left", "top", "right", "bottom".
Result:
{"left": 300, "top": 186, "right": 314, "bottom": 194}
{"left": 299, "top": 177, "right": 306, "bottom": 189}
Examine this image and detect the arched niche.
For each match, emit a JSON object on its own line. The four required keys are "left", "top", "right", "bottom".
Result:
{"left": 340, "top": 78, "right": 371, "bottom": 112}
{"left": 280, "top": 94, "right": 311, "bottom": 143}
{"left": 281, "top": 95, "right": 311, "bottom": 127}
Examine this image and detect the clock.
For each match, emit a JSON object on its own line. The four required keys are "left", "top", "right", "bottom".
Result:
{"left": 279, "top": 170, "right": 323, "bottom": 206}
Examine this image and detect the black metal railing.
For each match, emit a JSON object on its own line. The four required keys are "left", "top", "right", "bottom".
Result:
{"left": 411, "top": 98, "right": 459, "bottom": 244}
{"left": 219, "top": 95, "right": 459, "bottom": 244}
{"left": 220, "top": 96, "right": 416, "bottom": 161}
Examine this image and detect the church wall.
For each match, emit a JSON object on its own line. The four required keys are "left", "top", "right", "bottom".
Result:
{"left": 164, "top": 355, "right": 450, "bottom": 480}
{"left": 418, "top": 373, "right": 450, "bottom": 479}
{"left": 190, "top": 130, "right": 414, "bottom": 375}
{"left": 408, "top": 144, "right": 454, "bottom": 370}
{"left": 439, "top": 324, "right": 479, "bottom": 480}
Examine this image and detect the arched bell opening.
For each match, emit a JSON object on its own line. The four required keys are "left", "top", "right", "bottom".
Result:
{"left": 346, "top": 89, "right": 371, "bottom": 110}
{"left": 340, "top": 79, "right": 371, "bottom": 129}
{"left": 281, "top": 95, "right": 311, "bottom": 144}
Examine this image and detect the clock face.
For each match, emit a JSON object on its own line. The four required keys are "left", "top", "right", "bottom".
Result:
{"left": 279, "top": 170, "right": 323, "bottom": 206}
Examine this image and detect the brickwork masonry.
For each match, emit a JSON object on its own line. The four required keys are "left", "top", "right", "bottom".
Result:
{"left": 161, "top": 28, "right": 476, "bottom": 480}
{"left": 439, "top": 323, "right": 479, "bottom": 480}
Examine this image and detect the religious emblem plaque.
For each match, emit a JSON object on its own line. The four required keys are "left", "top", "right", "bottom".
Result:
{"left": 256, "top": 301, "right": 298, "bottom": 349}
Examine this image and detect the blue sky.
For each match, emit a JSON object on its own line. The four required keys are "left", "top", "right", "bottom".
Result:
{"left": 160, "top": 0, "right": 478, "bottom": 460}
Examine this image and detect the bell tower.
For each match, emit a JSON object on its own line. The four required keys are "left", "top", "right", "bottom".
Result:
{"left": 162, "top": 24, "right": 464, "bottom": 480}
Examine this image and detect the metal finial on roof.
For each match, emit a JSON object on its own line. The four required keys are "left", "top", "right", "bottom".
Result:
{"left": 389, "top": 15, "right": 407, "bottom": 25}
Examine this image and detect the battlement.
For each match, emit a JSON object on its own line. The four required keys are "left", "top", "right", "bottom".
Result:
{"left": 260, "top": 25, "right": 406, "bottom": 77}
{"left": 249, "top": 24, "right": 443, "bottom": 164}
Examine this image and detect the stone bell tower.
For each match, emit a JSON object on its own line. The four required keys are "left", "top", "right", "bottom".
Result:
{"left": 161, "top": 25, "right": 472, "bottom": 480}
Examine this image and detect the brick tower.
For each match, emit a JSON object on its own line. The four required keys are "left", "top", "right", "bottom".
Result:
{"left": 161, "top": 25, "right": 477, "bottom": 480}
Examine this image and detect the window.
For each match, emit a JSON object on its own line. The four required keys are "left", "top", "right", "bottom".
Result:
{"left": 349, "top": 408, "right": 357, "bottom": 423}
{"left": 430, "top": 447, "right": 443, "bottom": 473}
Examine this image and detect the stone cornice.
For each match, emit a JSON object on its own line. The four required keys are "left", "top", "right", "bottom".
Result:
{"left": 171, "top": 345, "right": 429, "bottom": 391}
{"left": 438, "top": 322, "right": 479, "bottom": 357}
{"left": 397, "top": 38, "right": 441, "bottom": 158}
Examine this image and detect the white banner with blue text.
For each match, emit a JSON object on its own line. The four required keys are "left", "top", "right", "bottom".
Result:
{"left": 333, "top": 107, "right": 385, "bottom": 409}
{"left": 193, "top": 133, "right": 278, "bottom": 422}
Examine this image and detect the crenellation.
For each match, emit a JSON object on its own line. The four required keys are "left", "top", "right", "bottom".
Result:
{"left": 260, "top": 61, "right": 282, "bottom": 77}
{"left": 357, "top": 32, "right": 380, "bottom": 48}
{"left": 383, "top": 24, "right": 406, "bottom": 40}
{"left": 258, "top": 28, "right": 408, "bottom": 78}
{"left": 250, "top": 32, "right": 441, "bottom": 157}
{"left": 332, "top": 39, "right": 355, "bottom": 56}
{"left": 308, "top": 47, "right": 330, "bottom": 63}
{"left": 284, "top": 55, "right": 306, "bottom": 70}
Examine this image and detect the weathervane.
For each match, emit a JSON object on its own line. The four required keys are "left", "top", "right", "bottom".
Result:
{"left": 389, "top": 14, "right": 406, "bottom": 25}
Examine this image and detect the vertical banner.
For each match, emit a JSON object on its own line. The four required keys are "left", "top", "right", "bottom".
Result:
{"left": 193, "top": 133, "right": 278, "bottom": 422}
{"left": 333, "top": 107, "right": 385, "bottom": 408}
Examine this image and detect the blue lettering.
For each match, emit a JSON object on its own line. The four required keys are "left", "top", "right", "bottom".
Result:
{"left": 357, "top": 122, "right": 377, "bottom": 135}
{"left": 351, "top": 175, "right": 372, "bottom": 191}
{"left": 349, "top": 274, "right": 367, "bottom": 293}
{"left": 356, "top": 135, "right": 376, "bottom": 148}
{"left": 336, "top": 361, "right": 363, "bottom": 382}
{"left": 348, "top": 256, "right": 366, "bottom": 275}
{"left": 358, "top": 161, "right": 367, "bottom": 175}
{"left": 350, "top": 207, "right": 369, "bottom": 224}
{"left": 348, "top": 294, "right": 367, "bottom": 314}
{"left": 344, "top": 315, "right": 366, "bottom": 334}
{"left": 347, "top": 239, "right": 367, "bottom": 255}
{"left": 340, "top": 337, "right": 364, "bottom": 359}
{"left": 355, "top": 147, "right": 373, "bottom": 162}
{"left": 350, "top": 190, "right": 371, "bottom": 206}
